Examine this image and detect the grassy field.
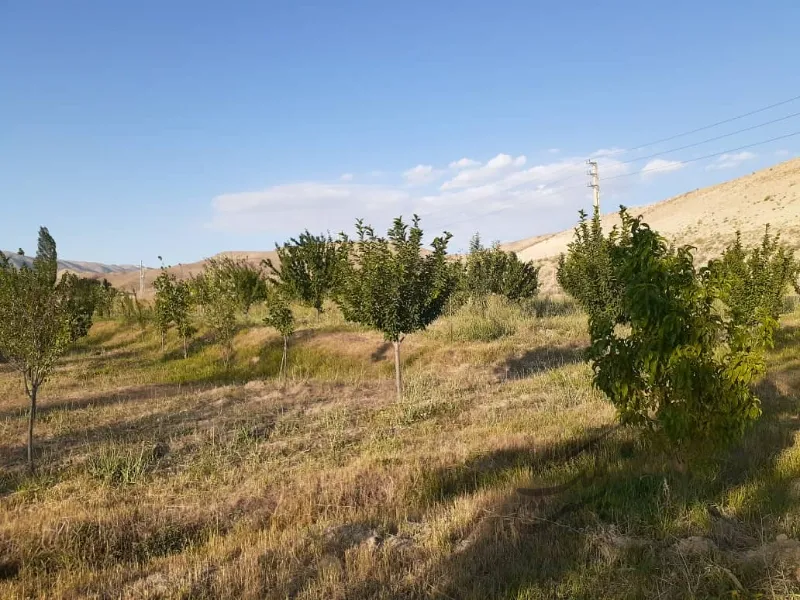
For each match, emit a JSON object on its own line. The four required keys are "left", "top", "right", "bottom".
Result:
{"left": 2, "top": 297, "right": 800, "bottom": 599}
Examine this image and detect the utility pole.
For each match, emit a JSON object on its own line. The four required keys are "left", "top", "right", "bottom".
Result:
{"left": 586, "top": 159, "right": 600, "bottom": 211}
{"left": 139, "top": 261, "right": 144, "bottom": 296}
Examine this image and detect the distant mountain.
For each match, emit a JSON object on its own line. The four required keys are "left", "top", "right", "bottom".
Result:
{"left": 1, "top": 252, "right": 140, "bottom": 276}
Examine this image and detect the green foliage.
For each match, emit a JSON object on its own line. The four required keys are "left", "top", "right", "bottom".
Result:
{"left": 196, "top": 258, "right": 239, "bottom": 366}
{"left": 587, "top": 209, "right": 769, "bottom": 447}
{"left": 86, "top": 443, "right": 159, "bottom": 486}
{"left": 557, "top": 207, "right": 623, "bottom": 323}
{"left": 208, "top": 257, "right": 266, "bottom": 314}
{"left": 336, "top": 215, "right": 457, "bottom": 398}
{"left": 153, "top": 270, "right": 196, "bottom": 355}
{"left": 61, "top": 275, "right": 101, "bottom": 341}
{"left": 263, "top": 287, "right": 295, "bottom": 378}
{"left": 34, "top": 226, "right": 58, "bottom": 286}
{"left": 265, "top": 231, "right": 346, "bottom": 314}
{"left": 710, "top": 227, "right": 797, "bottom": 334}
{"left": 464, "top": 234, "right": 540, "bottom": 304}
{"left": 0, "top": 228, "right": 76, "bottom": 467}
{"left": 116, "top": 292, "right": 152, "bottom": 333}
{"left": 94, "top": 279, "right": 118, "bottom": 318}
{"left": 336, "top": 216, "right": 457, "bottom": 342}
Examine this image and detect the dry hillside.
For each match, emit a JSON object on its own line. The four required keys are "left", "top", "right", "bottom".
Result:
{"left": 506, "top": 157, "right": 800, "bottom": 291}
{"left": 101, "top": 158, "right": 800, "bottom": 297}
{"left": 98, "top": 251, "right": 279, "bottom": 297}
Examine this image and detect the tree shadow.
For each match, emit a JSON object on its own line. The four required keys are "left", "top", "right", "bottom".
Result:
{"left": 371, "top": 342, "right": 392, "bottom": 363}
{"left": 495, "top": 344, "right": 585, "bottom": 380}
{"left": 397, "top": 340, "right": 800, "bottom": 597}
{"left": 773, "top": 324, "right": 800, "bottom": 352}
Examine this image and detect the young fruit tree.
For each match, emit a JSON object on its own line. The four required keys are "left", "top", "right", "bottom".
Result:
{"left": 557, "top": 206, "right": 623, "bottom": 324}
{"left": 196, "top": 258, "right": 240, "bottom": 367}
{"left": 264, "top": 231, "right": 346, "bottom": 316}
{"left": 710, "top": 226, "right": 797, "bottom": 336}
{"left": 464, "top": 234, "right": 540, "bottom": 306}
{"left": 335, "top": 216, "right": 457, "bottom": 399}
{"left": 153, "top": 269, "right": 196, "bottom": 357}
{"left": 580, "top": 209, "right": 770, "bottom": 447}
{"left": 263, "top": 287, "right": 295, "bottom": 379}
{"left": 0, "top": 228, "right": 82, "bottom": 468}
{"left": 209, "top": 257, "right": 266, "bottom": 315}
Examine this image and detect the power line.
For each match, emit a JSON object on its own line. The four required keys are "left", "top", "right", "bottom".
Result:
{"left": 604, "top": 130, "right": 800, "bottom": 181}
{"left": 618, "top": 110, "right": 800, "bottom": 166}
{"left": 622, "top": 93, "right": 800, "bottom": 153}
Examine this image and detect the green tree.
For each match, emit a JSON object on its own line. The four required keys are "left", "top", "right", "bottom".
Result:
{"left": 153, "top": 270, "right": 176, "bottom": 351}
{"left": 0, "top": 229, "right": 76, "bottom": 468}
{"left": 464, "top": 235, "right": 539, "bottom": 307}
{"left": 265, "top": 231, "right": 346, "bottom": 315}
{"left": 557, "top": 206, "right": 623, "bottom": 323}
{"left": 62, "top": 275, "right": 101, "bottom": 341}
{"left": 711, "top": 226, "right": 797, "bottom": 335}
{"left": 263, "top": 287, "right": 295, "bottom": 379}
{"left": 335, "top": 216, "right": 457, "bottom": 399}
{"left": 209, "top": 257, "right": 267, "bottom": 315}
{"left": 172, "top": 279, "right": 196, "bottom": 359}
{"left": 588, "top": 209, "right": 769, "bottom": 447}
{"left": 35, "top": 226, "right": 58, "bottom": 285}
{"left": 197, "top": 258, "right": 239, "bottom": 366}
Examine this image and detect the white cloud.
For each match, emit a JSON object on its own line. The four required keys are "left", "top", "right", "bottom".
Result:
{"left": 209, "top": 152, "right": 635, "bottom": 245}
{"left": 591, "top": 147, "right": 625, "bottom": 158}
{"left": 775, "top": 149, "right": 790, "bottom": 158}
{"left": 706, "top": 151, "right": 756, "bottom": 171}
{"left": 403, "top": 164, "right": 442, "bottom": 185}
{"left": 441, "top": 153, "right": 527, "bottom": 190}
{"left": 211, "top": 182, "right": 409, "bottom": 233}
{"left": 340, "top": 173, "right": 354, "bottom": 181}
{"left": 547, "top": 148, "right": 560, "bottom": 154}
{"left": 449, "top": 157, "right": 480, "bottom": 169}
{"left": 641, "top": 159, "right": 684, "bottom": 178}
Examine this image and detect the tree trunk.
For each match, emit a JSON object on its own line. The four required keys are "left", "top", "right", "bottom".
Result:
{"left": 281, "top": 335, "right": 289, "bottom": 380}
{"left": 161, "top": 330, "right": 165, "bottom": 352}
{"left": 27, "top": 385, "right": 37, "bottom": 471}
{"left": 393, "top": 339, "right": 403, "bottom": 401}
{"left": 183, "top": 335, "right": 188, "bottom": 359}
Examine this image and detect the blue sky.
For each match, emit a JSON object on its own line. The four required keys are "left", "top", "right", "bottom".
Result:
{"left": 2, "top": 1, "right": 799, "bottom": 264}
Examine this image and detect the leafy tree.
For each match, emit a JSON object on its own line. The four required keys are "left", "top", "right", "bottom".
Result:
{"left": 35, "top": 226, "right": 58, "bottom": 285}
{"left": 265, "top": 231, "right": 346, "bottom": 315}
{"left": 711, "top": 226, "right": 797, "bottom": 335}
{"left": 263, "top": 287, "right": 295, "bottom": 379}
{"left": 172, "top": 279, "right": 197, "bottom": 359}
{"left": 94, "top": 279, "right": 118, "bottom": 318}
{"left": 587, "top": 209, "right": 769, "bottom": 447}
{"left": 197, "top": 258, "right": 239, "bottom": 366}
{"left": 62, "top": 275, "right": 101, "bottom": 341}
{"left": 335, "top": 216, "right": 457, "bottom": 399}
{"left": 557, "top": 207, "right": 624, "bottom": 323}
{"left": 0, "top": 229, "right": 77, "bottom": 468}
{"left": 464, "top": 235, "right": 539, "bottom": 307}
{"left": 208, "top": 257, "right": 267, "bottom": 315}
{"left": 153, "top": 270, "right": 176, "bottom": 350}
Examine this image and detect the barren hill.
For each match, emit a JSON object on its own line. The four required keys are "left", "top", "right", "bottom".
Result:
{"left": 505, "top": 157, "right": 800, "bottom": 291}
{"left": 98, "top": 251, "right": 278, "bottom": 297}
{"left": 1, "top": 253, "right": 139, "bottom": 276}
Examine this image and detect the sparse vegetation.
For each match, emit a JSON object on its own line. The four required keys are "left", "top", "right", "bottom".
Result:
{"left": 2, "top": 213, "right": 800, "bottom": 598}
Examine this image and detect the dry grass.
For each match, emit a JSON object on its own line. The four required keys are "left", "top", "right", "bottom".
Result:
{"left": 2, "top": 298, "right": 800, "bottom": 598}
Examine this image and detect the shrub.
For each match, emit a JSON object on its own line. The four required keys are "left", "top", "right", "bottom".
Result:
{"left": 557, "top": 207, "right": 623, "bottom": 323}
{"left": 464, "top": 234, "right": 540, "bottom": 307}
{"left": 587, "top": 209, "right": 769, "bottom": 446}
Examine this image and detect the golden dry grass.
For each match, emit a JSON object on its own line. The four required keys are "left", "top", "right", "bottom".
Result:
{"left": 1, "top": 297, "right": 800, "bottom": 598}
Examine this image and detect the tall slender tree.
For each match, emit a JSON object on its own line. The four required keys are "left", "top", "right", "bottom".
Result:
{"left": 0, "top": 228, "right": 75, "bottom": 468}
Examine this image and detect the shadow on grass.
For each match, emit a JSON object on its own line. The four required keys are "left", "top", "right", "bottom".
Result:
{"left": 397, "top": 338, "right": 800, "bottom": 598}
{"left": 495, "top": 344, "right": 585, "bottom": 380}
